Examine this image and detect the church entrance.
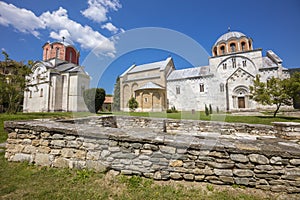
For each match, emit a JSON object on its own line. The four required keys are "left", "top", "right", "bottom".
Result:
{"left": 238, "top": 97, "right": 245, "bottom": 108}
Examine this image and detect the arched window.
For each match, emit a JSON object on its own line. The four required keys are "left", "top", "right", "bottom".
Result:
{"left": 56, "top": 47, "right": 60, "bottom": 58}
{"left": 213, "top": 47, "right": 217, "bottom": 56}
{"left": 199, "top": 83, "right": 204, "bottom": 93}
{"left": 223, "top": 63, "right": 227, "bottom": 70}
{"left": 69, "top": 51, "right": 73, "bottom": 62}
{"left": 220, "top": 83, "right": 224, "bottom": 92}
{"left": 176, "top": 86, "right": 180, "bottom": 95}
{"left": 230, "top": 43, "right": 236, "bottom": 52}
{"left": 40, "top": 88, "right": 43, "bottom": 97}
{"left": 232, "top": 57, "right": 236, "bottom": 68}
{"left": 220, "top": 46, "right": 225, "bottom": 55}
{"left": 241, "top": 42, "right": 246, "bottom": 51}
{"left": 45, "top": 48, "right": 48, "bottom": 60}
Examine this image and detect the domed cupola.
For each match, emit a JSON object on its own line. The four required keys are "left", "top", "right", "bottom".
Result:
{"left": 212, "top": 30, "right": 253, "bottom": 57}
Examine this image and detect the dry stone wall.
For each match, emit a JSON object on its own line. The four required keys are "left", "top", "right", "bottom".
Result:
{"left": 4, "top": 116, "right": 300, "bottom": 193}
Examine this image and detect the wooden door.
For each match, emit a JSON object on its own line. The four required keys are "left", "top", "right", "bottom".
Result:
{"left": 238, "top": 97, "right": 245, "bottom": 108}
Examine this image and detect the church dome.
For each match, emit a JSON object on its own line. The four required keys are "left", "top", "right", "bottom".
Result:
{"left": 212, "top": 30, "right": 253, "bottom": 57}
{"left": 214, "top": 31, "right": 246, "bottom": 46}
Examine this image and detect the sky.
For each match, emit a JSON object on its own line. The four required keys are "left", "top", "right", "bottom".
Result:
{"left": 0, "top": 0, "right": 300, "bottom": 94}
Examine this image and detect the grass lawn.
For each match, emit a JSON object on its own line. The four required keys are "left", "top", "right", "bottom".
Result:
{"left": 113, "top": 111, "right": 300, "bottom": 125}
{"left": 0, "top": 151, "right": 278, "bottom": 200}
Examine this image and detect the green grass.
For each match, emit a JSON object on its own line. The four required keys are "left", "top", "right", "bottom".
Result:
{"left": 0, "top": 153, "right": 272, "bottom": 200}
{"left": 113, "top": 111, "right": 300, "bottom": 125}
{"left": 0, "top": 112, "right": 74, "bottom": 143}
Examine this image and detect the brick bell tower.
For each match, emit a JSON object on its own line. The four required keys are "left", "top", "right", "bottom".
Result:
{"left": 42, "top": 41, "right": 80, "bottom": 65}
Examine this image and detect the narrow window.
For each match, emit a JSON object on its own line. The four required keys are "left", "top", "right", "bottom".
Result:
{"left": 199, "top": 83, "right": 204, "bottom": 93}
{"left": 29, "top": 91, "right": 32, "bottom": 98}
{"left": 220, "top": 46, "right": 225, "bottom": 55}
{"left": 40, "top": 88, "right": 43, "bottom": 97}
{"left": 176, "top": 86, "right": 180, "bottom": 95}
{"left": 242, "top": 60, "right": 247, "bottom": 67}
{"left": 45, "top": 48, "right": 48, "bottom": 60}
{"left": 56, "top": 47, "right": 60, "bottom": 58}
{"left": 69, "top": 51, "right": 73, "bottom": 62}
{"left": 230, "top": 43, "right": 236, "bottom": 52}
{"left": 144, "top": 98, "right": 148, "bottom": 103}
{"left": 220, "top": 83, "right": 224, "bottom": 92}
{"left": 232, "top": 58, "right": 236, "bottom": 68}
{"left": 223, "top": 63, "right": 227, "bottom": 70}
{"left": 241, "top": 42, "right": 246, "bottom": 51}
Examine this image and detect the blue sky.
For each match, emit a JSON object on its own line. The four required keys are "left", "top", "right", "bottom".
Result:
{"left": 0, "top": 0, "right": 300, "bottom": 94}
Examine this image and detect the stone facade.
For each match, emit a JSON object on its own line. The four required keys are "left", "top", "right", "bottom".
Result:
{"left": 4, "top": 116, "right": 300, "bottom": 193}
{"left": 120, "top": 31, "right": 290, "bottom": 112}
{"left": 23, "top": 42, "right": 90, "bottom": 112}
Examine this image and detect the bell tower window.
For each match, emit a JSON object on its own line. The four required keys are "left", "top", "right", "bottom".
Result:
{"left": 220, "top": 46, "right": 225, "bottom": 55}
{"left": 232, "top": 58, "right": 236, "bottom": 68}
{"left": 223, "top": 63, "right": 227, "bottom": 70}
{"left": 56, "top": 48, "right": 60, "bottom": 58}
{"left": 241, "top": 42, "right": 246, "bottom": 51}
{"left": 69, "top": 51, "right": 73, "bottom": 62}
{"left": 230, "top": 43, "right": 236, "bottom": 53}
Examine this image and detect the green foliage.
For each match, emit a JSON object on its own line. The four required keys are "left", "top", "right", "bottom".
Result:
{"left": 209, "top": 104, "right": 213, "bottom": 114}
{"left": 83, "top": 88, "right": 106, "bottom": 113}
{"left": 72, "top": 169, "right": 94, "bottom": 183}
{"left": 128, "top": 96, "right": 138, "bottom": 112}
{"left": 167, "top": 106, "right": 178, "bottom": 113}
{"left": 112, "top": 76, "right": 120, "bottom": 111}
{"left": 250, "top": 75, "right": 293, "bottom": 117}
{"left": 0, "top": 51, "right": 31, "bottom": 114}
{"left": 205, "top": 104, "right": 210, "bottom": 116}
{"left": 206, "top": 184, "right": 214, "bottom": 191}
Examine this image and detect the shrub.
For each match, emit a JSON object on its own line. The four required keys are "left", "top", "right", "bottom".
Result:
{"left": 205, "top": 104, "right": 209, "bottom": 116}
{"left": 167, "top": 106, "right": 178, "bottom": 113}
{"left": 83, "top": 88, "right": 106, "bottom": 113}
{"left": 209, "top": 104, "right": 213, "bottom": 114}
{"left": 128, "top": 97, "right": 138, "bottom": 112}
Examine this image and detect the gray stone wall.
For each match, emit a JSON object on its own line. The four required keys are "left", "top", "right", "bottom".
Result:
{"left": 4, "top": 117, "right": 300, "bottom": 193}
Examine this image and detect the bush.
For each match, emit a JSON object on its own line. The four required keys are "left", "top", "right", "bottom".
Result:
{"left": 83, "top": 88, "right": 106, "bottom": 113}
{"left": 128, "top": 97, "right": 138, "bottom": 112}
{"left": 209, "top": 104, "right": 213, "bottom": 114}
{"left": 167, "top": 106, "right": 178, "bottom": 113}
{"left": 216, "top": 106, "right": 219, "bottom": 113}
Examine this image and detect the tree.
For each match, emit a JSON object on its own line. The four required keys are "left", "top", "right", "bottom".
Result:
{"left": 250, "top": 75, "right": 292, "bottom": 117}
{"left": 0, "top": 51, "right": 31, "bottom": 114}
{"left": 128, "top": 96, "right": 138, "bottom": 112}
{"left": 286, "top": 72, "right": 300, "bottom": 108}
{"left": 205, "top": 104, "right": 209, "bottom": 116}
{"left": 83, "top": 88, "right": 106, "bottom": 113}
{"left": 112, "top": 76, "right": 120, "bottom": 111}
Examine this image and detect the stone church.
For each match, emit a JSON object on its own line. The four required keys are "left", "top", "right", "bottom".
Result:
{"left": 23, "top": 42, "right": 90, "bottom": 112}
{"left": 120, "top": 30, "right": 290, "bottom": 112}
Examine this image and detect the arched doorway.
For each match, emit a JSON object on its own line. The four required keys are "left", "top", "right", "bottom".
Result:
{"left": 233, "top": 86, "right": 249, "bottom": 109}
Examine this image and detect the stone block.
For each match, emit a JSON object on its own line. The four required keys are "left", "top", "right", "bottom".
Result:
{"left": 230, "top": 154, "right": 249, "bottom": 163}
{"left": 23, "top": 145, "right": 36, "bottom": 154}
{"left": 290, "top": 159, "right": 300, "bottom": 166}
{"left": 61, "top": 148, "right": 75, "bottom": 158}
{"left": 249, "top": 154, "right": 269, "bottom": 164}
{"left": 169, "top": 160, "right": 183, "bottom": 167}
{"left": 183, "top": 174, "right": 194, "bottom": 181}
{"left": 37, "top": 146, "right": 51, "bottom": 154}
{"left": 10, "top": 153, "right": 32, "bottom": 162}
{"left": 8, "top": 132, "right": 17, "bottom": 139}
{"left": 233, "top": 169, "right": 254, "bottom": 177}
{"left": 87, "top": 151, "right": 100, "bottom": 160}
{"left": 159, "top": 146, "right": 176, "bottom": 154}
{"left": 235, "top": 163, "right": 254, "bottom": 169}
{"left": 214, "top": 169, "right": 233, "bottom": 177}
{"left": 101, "top": 150, "right": 111, "bottom": 158}
{"left": 86, "top": 160, "right": 108, "bottom": 172}
{"left": 66, "top": 141, "right": 82, "bottom": 148}
{"left": 51, "top": 140, "right": 65, "bottom": 148}
{"left": 35, "top": 153, "right": 53, "bottom": 167}
{"left": 111, "top": 152, "right": 136, "bottom": 159}
{"left": 170, "top": 172, "right": 182, "bottom": 179}
{"left": 195, "top": 175, "right": 205, "bottom": 181}
{"left": 207, "top": 161, "right": 235, "bottom": 169}
{"left": 220, "top": 176, "right": 234, "bottom": 184}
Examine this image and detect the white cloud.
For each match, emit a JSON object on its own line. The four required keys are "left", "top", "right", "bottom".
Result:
{"left": 81, "top": 0, "right": 121, "bottom": 23}
{"left": 0, "top": 1, "right": 45, "bottom": 37}
{"left": 40, "top": 7, "right": 116, "bottom": 56}
{"left": 101, "top": 22, "right": 119, "bottom": 33}
{"left": 0, "top": 1, "right": 119, "bottom": 57}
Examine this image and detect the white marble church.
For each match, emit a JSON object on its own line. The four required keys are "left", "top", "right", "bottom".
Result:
{"left": 23, "top": 42, "right": 90, "bottom": 112}
{"left": 120, "top": 30, "right": 290, "bottom": 112}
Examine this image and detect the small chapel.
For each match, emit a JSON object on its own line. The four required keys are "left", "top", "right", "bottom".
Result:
{"left": 23, "top": 42, "right": 90, "bottom": 112}
{"left": 120, "top": 30, "right": 290, "bottom": 112}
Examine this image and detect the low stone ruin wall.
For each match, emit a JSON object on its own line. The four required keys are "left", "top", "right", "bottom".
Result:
{"left": 4, "top": 116, "right": 300, "bottom": 193}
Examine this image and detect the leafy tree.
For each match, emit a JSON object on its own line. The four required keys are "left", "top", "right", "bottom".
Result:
{"left": 250, "top": 75, "right": 292, "bottom": 117}
{"left": 286, "top": 72, "right": 300, "bottom": 108}
{"left": 112, "top": 76, "right": 120, "bottom": 111}
{"left": 83, "top": 88, "right": 106, "bottom": 113}
{"left": 128, "top": 96, "right": 138, "bottom": 112}
{"left": 0, "top": 51, "right": 31, "bottom": 114}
